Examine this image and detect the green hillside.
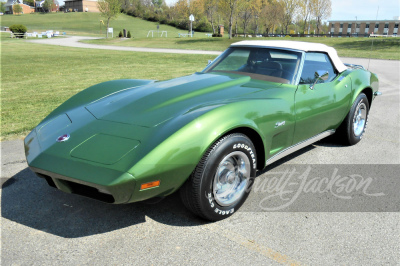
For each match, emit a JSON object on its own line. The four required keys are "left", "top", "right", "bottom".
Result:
{"left": 0, "top": 12, "right": 184, "bottom": 37}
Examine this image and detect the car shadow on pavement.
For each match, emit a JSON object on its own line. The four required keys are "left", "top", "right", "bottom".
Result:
{"left": 1, "top": 168, "right": 207, "bottom": 238}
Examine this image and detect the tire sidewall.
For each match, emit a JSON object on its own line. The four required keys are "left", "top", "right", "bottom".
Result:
{"left": 347, "top": 94, "right": 369, "bottom": 145}
{"left": 199, "top": 134, "right": 257, "bottom": 221}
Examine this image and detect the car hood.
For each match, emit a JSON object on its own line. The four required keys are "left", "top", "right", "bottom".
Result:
{"left": 85, "top": 73, "right": 262, "bottom": 127}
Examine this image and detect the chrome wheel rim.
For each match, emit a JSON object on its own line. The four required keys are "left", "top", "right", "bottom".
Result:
{"left": 213, "top": 151, "right": 250, "bottom": 206}
{"left": 353, "top": 102, "right": 367, "bottom": 137}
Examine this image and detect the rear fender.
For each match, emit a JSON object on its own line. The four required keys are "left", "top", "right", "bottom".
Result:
{"left": 350, "top": 69, "right": 378, "bottom": 106}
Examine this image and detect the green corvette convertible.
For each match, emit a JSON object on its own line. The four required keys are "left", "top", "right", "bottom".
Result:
{"left": 24, "top": 41, "right": 380, "bottom": 221}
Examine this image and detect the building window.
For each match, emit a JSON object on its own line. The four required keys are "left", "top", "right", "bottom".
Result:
{"left": 347, "top": 23, "right": 352, "bottom": 33}
{"left": 357, "top": 23, "right": 360, "bottom": 28}
{"left": 395, "top": 23, "right": 399, "bottom": 29}
{"left": 375, "top": 23, "right": 379, "bottom": 28}
{"left": 366, "top": 24, "right": 370, "bottom": 28}
{"left": 340, "top": 23, "right": 343, "bottom": 28}
{"left": 384, "top": 23, "right": 389, "bottom": 28}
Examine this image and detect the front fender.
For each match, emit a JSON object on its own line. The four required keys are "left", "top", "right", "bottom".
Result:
{"left": 40, "top": 79, "right": 156, "bottom": 125}
{"left": 127, "top": 98, "right": 294, "bottom": 202}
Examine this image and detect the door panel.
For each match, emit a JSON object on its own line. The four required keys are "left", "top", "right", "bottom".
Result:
{"left": 293, "top": 76, "right": 352, "bottom": 144}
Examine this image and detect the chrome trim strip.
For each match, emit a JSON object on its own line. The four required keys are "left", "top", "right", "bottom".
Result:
{"left": 294, "top": 51, "right": 306, "bottom": 85}
{"left": 265, "top": 129, "right": 336, "bottom": 166}
{"left": 344, "top": 63, "right": 365, "bottom": 69}
{"left": 374, "top": 91, "right": 382, "bottom": 96}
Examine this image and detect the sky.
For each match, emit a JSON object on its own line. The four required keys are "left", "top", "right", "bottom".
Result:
{"left": 164, "top": 0, "right": 399, "bottom": 21}
{"left": 330, "top": 0, "right": 399, "bottom": 21}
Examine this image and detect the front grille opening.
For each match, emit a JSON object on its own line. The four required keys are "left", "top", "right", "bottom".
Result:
{"left": 35, "top": 172, "right": 115, "bottom": 203}
{"left": 65, "top": 180, "right": 115, "bottom": 203}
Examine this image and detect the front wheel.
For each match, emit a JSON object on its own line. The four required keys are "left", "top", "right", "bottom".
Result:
{"left": 337, "top": 93, "right": 370, "bottom": 145}
{"left": 180, "top": 133, "right": 257, "bottom": 221}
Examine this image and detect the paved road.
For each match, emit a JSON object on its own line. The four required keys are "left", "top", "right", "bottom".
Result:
{"left": 1, "top": 47, "right": 399, "bottom": 265}
{"left": 27, "top": 35, "right": 222, "bottom": 55}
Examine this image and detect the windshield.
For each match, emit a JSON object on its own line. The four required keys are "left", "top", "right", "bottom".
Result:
{"left": 204, "top": 47, "right": 302, "bottom": 85}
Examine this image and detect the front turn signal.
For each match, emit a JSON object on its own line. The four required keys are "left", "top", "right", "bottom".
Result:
{"left": 140, "top": 180, "right": 161, "bottom": 190}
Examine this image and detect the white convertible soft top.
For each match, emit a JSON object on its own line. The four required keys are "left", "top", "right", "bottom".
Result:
{"left": 231, "top": 40, "right": 347, "bottom": 73}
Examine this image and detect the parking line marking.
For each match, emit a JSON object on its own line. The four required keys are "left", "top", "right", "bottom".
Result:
{"left": 204, "top": 223, "right": 304, "bottom": 265}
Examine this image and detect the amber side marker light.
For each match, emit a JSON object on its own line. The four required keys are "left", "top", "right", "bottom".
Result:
{"left": 140, "top": 180, "right": 161, "bottom": 190}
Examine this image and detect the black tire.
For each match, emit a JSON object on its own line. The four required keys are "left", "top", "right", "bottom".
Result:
{"left": 180, "top": 133, "right": 257, "bottom": 221}
{"left": 337, "top": 93, "right": 369, "bottom": 145}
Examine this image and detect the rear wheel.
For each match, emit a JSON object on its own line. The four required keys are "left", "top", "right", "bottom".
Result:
{"left": 180, "top": 133, "right": 257, "bottom": 221}
{"left": 337, "top": 93, "right": 369, "bottom": 145}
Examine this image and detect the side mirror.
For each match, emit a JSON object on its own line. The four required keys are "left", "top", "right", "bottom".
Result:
{"left": 310, "top": 70, "right": 329, "bottom": 90}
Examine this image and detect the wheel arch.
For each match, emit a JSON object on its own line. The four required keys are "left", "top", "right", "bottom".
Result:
{"left": 349, "top": 68, "right": 378, "bottom": 108}
{"left": 360, "top": 87, "right": 373, "bottom": 107}
{"left": 220, "top": 127, "right": 266, "bottom": 171}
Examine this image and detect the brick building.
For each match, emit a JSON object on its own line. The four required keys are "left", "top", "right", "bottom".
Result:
{"left": 328, "top": 19, "right": 399, "bottom": 37}
{"left": 4, "top": 0, "right": 35, "bottom": 14}
{"left": 35, "top": 0, "right": 60, "bottom": 12}
{"left": 64, "top": 0, "right": 99, "bottom": 12}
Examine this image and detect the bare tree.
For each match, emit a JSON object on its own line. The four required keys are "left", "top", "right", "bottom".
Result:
{"left": 98, "top": 0, "right": 122, "bottom": 38}
{"left": 218, "top": 0, "right": 241, "bottom": 39}
{"left": 312, "top": 0, "right": 331, "bottom": 35}
{"left": 279, "top": 0, "right": 300, "bottom": 34}
{"left": 298, "top": 0, "right": 312, "bottom": 33}
{"left": 260, "top": 0, "right": 284, "bottom": 35}
{"left": 204, "top": 0, "right": 217, "bottom": 33}
{"left": 250, "top": 0, "right": 262, "bottom": 35}
{"left": 239, "top": 0, "right": 254, "bottom": 37}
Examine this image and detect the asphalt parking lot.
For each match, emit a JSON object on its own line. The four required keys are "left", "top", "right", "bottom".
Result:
{"left": 1, "top": 57, "right": 399, "bottom": 265}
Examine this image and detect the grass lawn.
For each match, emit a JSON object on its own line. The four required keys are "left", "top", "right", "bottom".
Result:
{"left": 2, "top": 12, "right": 398, "bottom": 59}
{"left": 0, "top": 38, "right": 215, "bottom": 140}
{"left": 83, "top": 36, "right": 400, "bottom": 60}
{"left": 0, "top": 12, "right": 184, "bottom": 38}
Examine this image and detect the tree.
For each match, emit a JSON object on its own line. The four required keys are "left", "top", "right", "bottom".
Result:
{"left": 311, "top": 0, "right": 331, "bottom": 35}
{"left": 13, "top": 4, "right": 23, "bottom": 14}
{"left": 239, "top": 0, "right": 254, "bottom": 37}
{"left": 204, "top": 0, "right": 217, "bottom": 33}
{"left": 250, "top": 0, "right": 263, "bottom": 35}
{"left": 97, "top": 0, "right": 122, "bottom": 38}
{"left": 24, "top": 0, "right": 35, "bottom": 7}
{"left": 42, "top": 0, "right": 55, "bottom": 12}
{"left": 279, "top": 0, "right": 300, "bottom": 34}
{"left": 298, "top": 0, "right": 312, "bottom": 33}
{"left": 0, "top": 2, "right": 6, "bottom": 13}
{"left": 260, "top": 0, "right": 284, "bottom": 35}
{"left": 218, "top": 0, "right": 241, "bottom": 39}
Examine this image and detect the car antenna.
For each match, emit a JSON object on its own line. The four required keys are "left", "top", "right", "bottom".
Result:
{"left": 368, "top": 6, "right": 379, "bottom": 70}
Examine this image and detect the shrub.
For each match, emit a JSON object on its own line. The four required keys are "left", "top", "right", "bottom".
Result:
{"left": 118, "top": 31, "right": 123, "bottom": 37}
{"left": 212, "top": 33, "right": 222, "bottom": 37}
{"left": 9, "top": 24, "right": 27, "bottom": 34}
{"left": 194, "top": 17, "right": 212, "bottom": 32}
{"left": 127, "top": 31, "right": 131, "bottom": 38}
